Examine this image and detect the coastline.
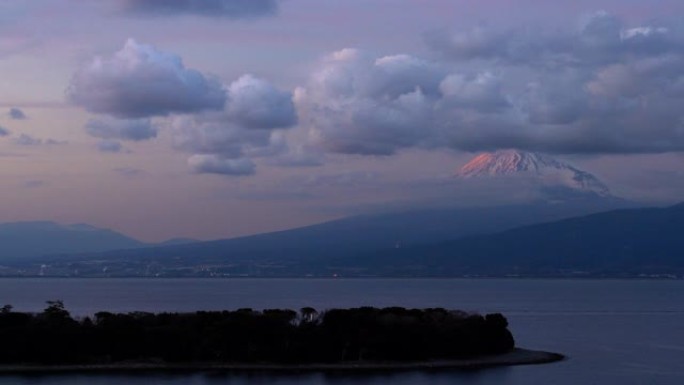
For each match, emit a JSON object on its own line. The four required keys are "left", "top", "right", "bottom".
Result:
{"left": 0, "top": 348, "right": 564, "bottom": 374}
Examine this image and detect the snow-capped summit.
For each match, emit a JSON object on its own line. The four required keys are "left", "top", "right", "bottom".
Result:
{"left": 455, "top": 150, "right": 612, "bottom": 197}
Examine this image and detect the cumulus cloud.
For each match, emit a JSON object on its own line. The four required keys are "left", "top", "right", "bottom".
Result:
{"left": 296, "top": 48, "right": 516, "bottom": 155}
{"left": 226, "top": 75, "right": 297, "bottom": 129}
{"left": 172, "top": 113, "right": 273, "bottom": 157}
{"left": 68, "top": 39, "right": 225, "bottom": 118}
{"left": 295, "top": 50, "right": 441, "bottom": 155}
{"left": 439, "top": 72, "right": 509, "bottom": 113}
{"left": 120, "top": 0, "right": 279, "bottom": 19}
{"left": 168, "top": 74, "right": 297, "bottom": 175}
{"left": 86, "top": 118, "right": 157, "bottom": 141}
{"left": 8, "top": 108, "right": 26, "bottom": 120}
{"left": 296, "top": 13, "right": 684, "bottom": 156}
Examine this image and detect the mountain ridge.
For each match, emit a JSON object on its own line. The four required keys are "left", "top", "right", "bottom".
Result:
{"left": 345, "top": 202, "right": 684, "bottom": 277}
{"left": 3, "top": 200, "right": 637, "bottom": 276}
{"left": 0, "top": 220, "right": 146, "bottom": 260}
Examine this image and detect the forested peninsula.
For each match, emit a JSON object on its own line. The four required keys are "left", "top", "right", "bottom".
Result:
{"left": 0, "top": 302, "right": 562, "bottom": 372}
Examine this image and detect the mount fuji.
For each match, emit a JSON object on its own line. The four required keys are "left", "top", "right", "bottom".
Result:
{"left": 455, "top": 150, "right": 613, "bottom": 199}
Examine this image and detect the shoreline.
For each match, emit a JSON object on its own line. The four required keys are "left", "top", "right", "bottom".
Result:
{"left": 0, "top": 348, "right": 564, "bottom": 374}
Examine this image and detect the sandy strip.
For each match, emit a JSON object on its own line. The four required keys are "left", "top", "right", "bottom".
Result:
{"left": 0, "top": 348, "right": 564, "bottom": 374}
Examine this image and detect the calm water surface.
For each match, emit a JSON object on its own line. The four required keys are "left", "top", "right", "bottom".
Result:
{"left": 0, "top": 278, "right": 682, "bottom": 384}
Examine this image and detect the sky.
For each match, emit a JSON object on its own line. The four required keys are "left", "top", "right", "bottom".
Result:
{"left": 1, "top": 0, "right": 684, "bottom": 241}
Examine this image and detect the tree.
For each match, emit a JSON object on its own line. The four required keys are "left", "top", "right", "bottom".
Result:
{"left": 42, "top": 300, "right": 71, "bottom": 320}
{"left": 300, "top": 307, "right": 318, "bottom": 324}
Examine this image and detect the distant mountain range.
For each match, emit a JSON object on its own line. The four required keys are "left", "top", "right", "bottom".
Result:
{"left": 0, "top": 221, "right": 197, "bottom": 261}
{"left": 1, "top": 199, "right": 640, "bottom": 277}
{"left": 0, "top": 221, "right": 146, "bottom": 260}
{"left": 4, "top": 202, "right": 682, "bottom": 278}
{"left": 2, "top": 151, "right": 680, "bottom": 278}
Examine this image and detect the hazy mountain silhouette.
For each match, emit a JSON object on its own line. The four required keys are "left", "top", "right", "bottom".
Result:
{"left": 0, "top": 221, "right": 145, "bottom": 260}
{"left": 16, "top": 199, "right": 634, "bottom": 276}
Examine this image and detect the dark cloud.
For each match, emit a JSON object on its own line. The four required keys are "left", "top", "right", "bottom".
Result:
{"left": 296, "top": 13, "right": 684, "bottom": 156}
{"left": 97, "top": 140, "right": 126, "bottom": 153}
{"left": 8, "top": 108, "right": 26, "bottom": 120}
{"left": 121, "top": 0, "right": 279, "bottom": 19}
{"left": 86, "top": 118, "right": 156, "bottom": 141}
{"left": 68, "top": 39, "right": 225, "bottom": 118}
{"left": 0, "top": 126, "right": 10, "bottom": 137}
{"left": 188, "top": 155, "right": 255, "bottom": 176}
{"left": 425, "top": 12, "right": 682, "bottom": 66}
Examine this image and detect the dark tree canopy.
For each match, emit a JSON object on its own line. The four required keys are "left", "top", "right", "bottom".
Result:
{"left": 0, "top": 303, "right": 514, "bottom": 365}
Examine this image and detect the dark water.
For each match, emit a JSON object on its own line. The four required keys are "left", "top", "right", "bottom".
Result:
{"left": 0, "top": 278, "right": 682, "bottom": 384}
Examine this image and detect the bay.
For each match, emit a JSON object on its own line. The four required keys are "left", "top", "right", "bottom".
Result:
{"left": 0, "top": 278, "right": 682, "bottom": 384}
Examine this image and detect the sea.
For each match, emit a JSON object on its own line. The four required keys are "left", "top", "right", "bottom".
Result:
{"left": 0, "top": 278, "right": 682, "bottom": 385}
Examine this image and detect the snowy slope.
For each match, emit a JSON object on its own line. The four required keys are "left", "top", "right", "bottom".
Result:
{"left": 455, "top": 150, "right": 611, "bottom": 197}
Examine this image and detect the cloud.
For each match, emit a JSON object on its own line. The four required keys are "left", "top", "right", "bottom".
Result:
{"left": 172, "top": 113, "right": 274, "bottom": 157}
{"left": 13, "top": 134, "right": 66, "bottom": 146}
{"left": 439, "top": 72, "right": 509, "bottom": 113}
{"left": 45, "top": 139, "right": 68, "bottom": 145}
{"left": 114, "top": 167, "right": 145, "bottom": 177}
{"left": 14, "top": 134, "right": 43, "bottom": 146}
{"left": 0, "top": 126, "right": 10, "bottom": 137}
{"left": 97, "top": 140, "right": 126, "bottom": 153}
{"left": 188, "top": 155, "right": 255, "bottom": 176}
{"left": 168, "top": 75, "right": 297, "bottom": 176}
{"left": 22, "top": 180, "right": 46, "bottom": 189}
{"left": 226, "top": 75, "right": 297, "bottom": 129}
{"left": 296, "top": 49, "right": 511, "bottom": 155}
{"left": 295, "top": 13, "right": 684, "bottom": 156}
{"left": 295, "top": 50, "right": 441, "bottom": 155}
{"left": 424, "top": 12, "right": 680, "bottom": 66}
{"left": 8, "top": 108, "right": 26, "bottom": 120}
{"left": 268, "top": 145, "right": 324, "bottom": 167}
{"left": 120, "top": 0, "right": 279, "bottom": 19}
{"left": 86, "top": 118, "right": 157, "bottom": 141}
{"left": 67, "top": 39, "right": 225, "bottom": 118}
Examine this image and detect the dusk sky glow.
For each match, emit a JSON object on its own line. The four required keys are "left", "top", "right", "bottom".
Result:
{"left": 1, "top": 0, "right": 684, "bottom": 241}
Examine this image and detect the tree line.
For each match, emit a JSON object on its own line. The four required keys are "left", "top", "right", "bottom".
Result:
{"left": 0, "top": 301, "right": 514, "bottom": 364}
